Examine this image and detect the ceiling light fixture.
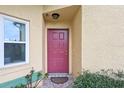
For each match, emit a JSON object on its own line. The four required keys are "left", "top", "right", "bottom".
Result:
{"left": 52, "top": 13, "right": 60, "bottom": 20}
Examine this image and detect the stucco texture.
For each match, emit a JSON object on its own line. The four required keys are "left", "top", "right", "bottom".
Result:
{"left": 83, "top": 6, "right": 124, "bottom": 72}
{"left": 0, "top": 5, "right": 43, "bottom": 83}
{"left": 72, "top": 7, "right": 82, "bottom": 76}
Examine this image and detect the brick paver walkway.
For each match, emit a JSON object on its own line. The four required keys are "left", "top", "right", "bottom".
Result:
{"left": 41, "top": 73, "right": 74, "bottom": 88}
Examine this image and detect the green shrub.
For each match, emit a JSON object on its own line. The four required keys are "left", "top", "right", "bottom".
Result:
{"left": 113, "top": 70, "right": 124, "bottom": 78}
{"left": 73, "top": 71, "right": 124, "bottom": 88}
{"left": 14, "top": 67, "right": 48, "bottom": 88}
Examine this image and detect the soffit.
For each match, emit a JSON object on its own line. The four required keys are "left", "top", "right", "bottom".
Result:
{"left": 43, "top": 5, "right": 81, "bottom": 22}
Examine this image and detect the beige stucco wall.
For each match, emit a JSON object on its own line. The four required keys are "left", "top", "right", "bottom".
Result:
{"left": 0, "top": 6, "right": 43, "bottom": 83}
{"left": 43, "top": 5, "right": 71, "bottom": 13}
{"left": 84, "top": 6, "right": 124, "bottom": 72}
{"left": 42, "top": 14, "right": 46, "bottom": 73}
{"left": 72, "top": 7, "right": 82, "bottom": 77}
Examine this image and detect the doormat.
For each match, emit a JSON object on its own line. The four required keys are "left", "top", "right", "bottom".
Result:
{"left": 50, "top": 77, "right": 68, "bottom": 84}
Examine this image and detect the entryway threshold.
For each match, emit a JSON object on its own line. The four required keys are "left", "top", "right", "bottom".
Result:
{"left": 48, "top": 73, "right": 71, "bottom": 78}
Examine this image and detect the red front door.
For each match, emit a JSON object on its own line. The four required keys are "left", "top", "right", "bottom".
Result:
{"left": 48, "top": 29, "right": 69, "bottom": 73}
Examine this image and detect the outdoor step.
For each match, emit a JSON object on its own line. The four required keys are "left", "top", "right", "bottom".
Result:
{"left": 48, "top": 73, "right": 72, "bottom": 78}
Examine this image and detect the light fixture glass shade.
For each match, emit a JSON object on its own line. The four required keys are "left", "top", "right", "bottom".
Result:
{"left": 52, "top": 13, "right": 60, "bottom": 19}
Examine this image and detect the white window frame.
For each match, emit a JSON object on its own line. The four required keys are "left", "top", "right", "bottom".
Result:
{"left": 0, "top": 14, "right": 29, "bottom": 68}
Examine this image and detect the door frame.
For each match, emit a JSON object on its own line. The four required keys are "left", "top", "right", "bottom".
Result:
{"left": 44, "top": 28, "right": 72, "bottom": 74}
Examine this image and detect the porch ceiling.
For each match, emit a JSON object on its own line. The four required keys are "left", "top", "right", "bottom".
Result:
{"left": 43, "top": 5, "right": 81, "bottom": 22}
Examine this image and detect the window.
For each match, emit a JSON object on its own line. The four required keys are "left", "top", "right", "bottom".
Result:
{"left": 0, "top": 14, "right": 29, "bottom": 68}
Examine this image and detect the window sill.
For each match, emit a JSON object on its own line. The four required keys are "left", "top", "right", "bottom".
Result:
{"left": 3, "top": 61, "right": 29, "bottom": 68}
